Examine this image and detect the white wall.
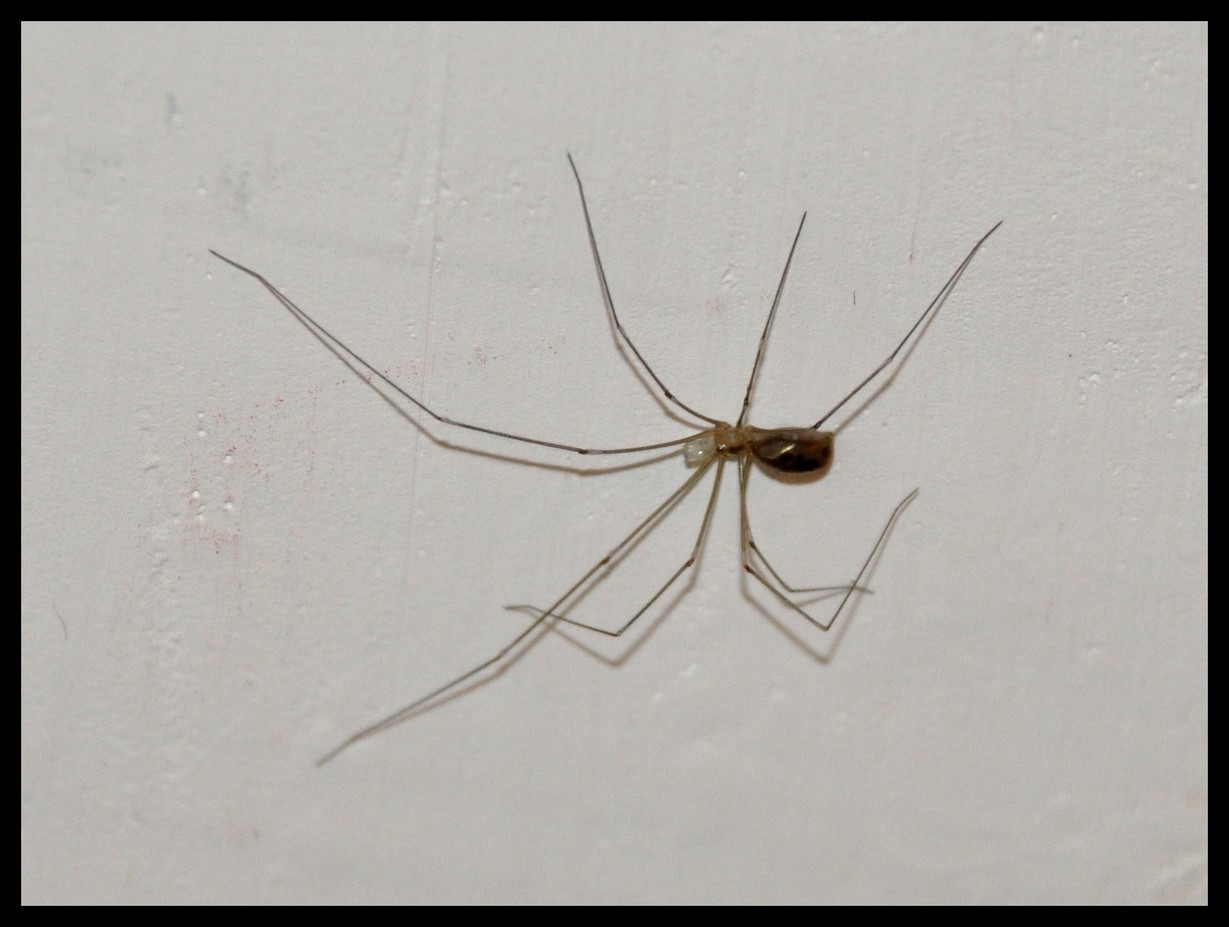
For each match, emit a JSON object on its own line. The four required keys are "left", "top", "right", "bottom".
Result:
{"left": 22, "top": 22, "right": 1206, "bottom": 904}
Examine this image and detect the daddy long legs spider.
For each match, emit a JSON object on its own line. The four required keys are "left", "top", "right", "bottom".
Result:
{"left": 211, "top": 156, "right": 1000, "bottom": 764}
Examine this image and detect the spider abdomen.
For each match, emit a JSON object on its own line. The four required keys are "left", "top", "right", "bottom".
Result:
{"left": 746, "top": 427, "right": 834, "bottom": 475}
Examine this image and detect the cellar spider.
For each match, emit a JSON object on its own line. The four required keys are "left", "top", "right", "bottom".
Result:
{"left": 211, "top": 156, "right": 1000, "bottom": 764}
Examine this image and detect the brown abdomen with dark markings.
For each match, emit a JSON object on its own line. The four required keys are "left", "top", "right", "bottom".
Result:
{"left": 747, "top": 427, "right": 834, "bottom": 475}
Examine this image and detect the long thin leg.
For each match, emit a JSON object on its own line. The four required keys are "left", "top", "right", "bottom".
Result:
{"left": 811, "top": 222, "right": 1002, "bottom": 430}
{"left": 736, "top": 213, "right": 808, "bottom": 428}
{"left": 211, "top": 250, "right": 704, "bottom": 458}
{"left": 316, "top": 457, "right": 719, "bottom": 765}
{"left": 506, "top": 457, "right": 726, "bottom": 638}
{"left": 739, "top": 456, "right": 919, "bottom": 632}
{"left": 567, "top": 154, "right": 722, "bottom": 428}
{"left": 737, "top": 460, "right": 869, "bottom": 599}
